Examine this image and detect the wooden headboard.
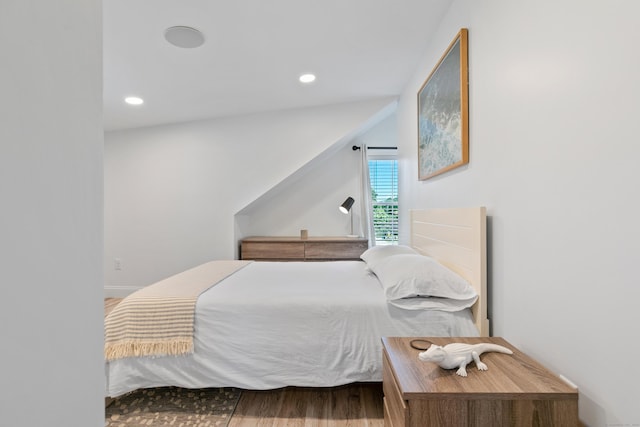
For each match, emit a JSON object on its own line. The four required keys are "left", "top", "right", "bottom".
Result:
{"left": 410, "top": 207, "right": 489, "bottom": 337}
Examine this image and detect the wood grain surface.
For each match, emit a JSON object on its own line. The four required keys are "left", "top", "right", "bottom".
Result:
{"left": 382, "top": 336, "right": 579, "bottom": 426}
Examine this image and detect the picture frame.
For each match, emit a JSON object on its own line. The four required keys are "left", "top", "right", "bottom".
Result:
{"left": 417, "top": 28, "right": 469, "bottom": 180}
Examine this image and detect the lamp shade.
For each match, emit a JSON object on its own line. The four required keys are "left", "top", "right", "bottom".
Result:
{"left": 339, "top": 197, "right": 355, "bottom": 214}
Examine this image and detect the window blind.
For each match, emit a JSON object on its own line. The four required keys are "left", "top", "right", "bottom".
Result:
{"left": 368, "top": 159, "right": 398, "bottom": 244}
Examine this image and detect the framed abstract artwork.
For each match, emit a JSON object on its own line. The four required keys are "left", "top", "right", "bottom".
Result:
{"left": 417, "top": 28, "right": 469, "bottom": 180}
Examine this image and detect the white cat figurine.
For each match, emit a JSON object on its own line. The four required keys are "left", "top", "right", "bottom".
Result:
{"left": 418, "top": 342, "right": 513, "bottom": 377}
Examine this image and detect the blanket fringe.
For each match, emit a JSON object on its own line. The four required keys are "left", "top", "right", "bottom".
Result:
{"left": 104, "top": 261, "right": 253, "bottom": 361}
{"left": 105, "top": 340, "right": 194, "bottom": 361}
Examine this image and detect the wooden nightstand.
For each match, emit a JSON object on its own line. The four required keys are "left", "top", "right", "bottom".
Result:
{"left": 382, "top": 337, "right": 579, "bottom": 427}
{"left": 240, "top": 236, "right": 368, "bottom": 261}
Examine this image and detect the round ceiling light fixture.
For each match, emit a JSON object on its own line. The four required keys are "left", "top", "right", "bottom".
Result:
{"left": 299, "top": 73, "right": 316, "bottom": 84}
{"left": 124, "top": 96, "right": 144, "bottom": 105}
{"left": 164, "top": 26, "right": 205, "bottom": 49}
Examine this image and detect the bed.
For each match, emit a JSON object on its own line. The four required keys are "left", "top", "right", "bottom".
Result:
{"left": 105, "top": 207, "right": 488, "bottom": 397}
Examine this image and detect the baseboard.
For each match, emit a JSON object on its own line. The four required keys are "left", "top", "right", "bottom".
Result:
{"left": 104, "top": 286, "right": 141, "bottom": 298}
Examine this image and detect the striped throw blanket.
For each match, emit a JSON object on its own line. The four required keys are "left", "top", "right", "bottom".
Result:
{"left": 105, "top": 260, "right": 252, "bottom": 361}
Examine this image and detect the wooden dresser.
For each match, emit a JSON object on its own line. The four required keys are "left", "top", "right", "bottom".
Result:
{"left": 240, "top": 236, "right": 368, "bottom": 261}
{"left": 382, "top": 336, "right": 579, "bottom": 427}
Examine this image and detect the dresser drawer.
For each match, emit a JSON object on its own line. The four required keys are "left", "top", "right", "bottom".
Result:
{"left": 241, "top": 241, "right": 304, "bottom": 260}
{"left": 305, "top": 241, "right": 367, "bottom": 260}
{"left": 240, "top": 237, "right": 368, "bottom": 261}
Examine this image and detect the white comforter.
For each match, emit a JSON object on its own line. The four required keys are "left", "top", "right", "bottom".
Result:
{"left": 106, "top": 261, "right": 478, "bottom": 396}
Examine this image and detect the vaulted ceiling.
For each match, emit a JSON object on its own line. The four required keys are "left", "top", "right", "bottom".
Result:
{"left": 103, "top": 0, "right": 452, "bottom": 131}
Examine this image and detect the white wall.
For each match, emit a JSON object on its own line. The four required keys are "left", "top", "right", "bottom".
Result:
{"left": 236, "top": 111, "right": 398, "bottom": 239}
{"left": 0, "top": 2, "right": 104, "bottom": 426}
{"left": 104, "top": 98, "right": 394, "bottom": 292}
{"left": 236, "top": 143, "right": 362, "bottom": 238}
{"left": 396, "top": 1, "right": 640, "bottom": 425}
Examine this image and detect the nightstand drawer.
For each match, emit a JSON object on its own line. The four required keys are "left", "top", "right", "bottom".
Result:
{"left": 383, "top": 349, "right": 408, "bottom": 427}
{"left": 383, "top": 397, "right": 398, "bottom": 427}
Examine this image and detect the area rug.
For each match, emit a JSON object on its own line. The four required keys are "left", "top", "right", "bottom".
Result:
{"left": 105, "top": 387, "right": 241, "bottom": 427}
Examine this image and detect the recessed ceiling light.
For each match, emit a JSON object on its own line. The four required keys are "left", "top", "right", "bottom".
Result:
{"left": 125, "top": 96, "right": 144, "bottom": 105}
{"left": 164, "top": 26, "right": 205, "bottom": 49}
{"left": 299, "top": 73, "right": 316, "bottom": 84}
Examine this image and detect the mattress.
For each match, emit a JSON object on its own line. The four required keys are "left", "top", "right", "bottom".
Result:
{"left": 106, "top": 261, "right": 478, "bottom": 396}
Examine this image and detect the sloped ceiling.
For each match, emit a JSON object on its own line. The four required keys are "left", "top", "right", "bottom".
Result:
{"left": 103, "top": 0, "right": 453, "bottom": 131}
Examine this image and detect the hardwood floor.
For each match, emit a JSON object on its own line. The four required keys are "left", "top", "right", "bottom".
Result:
{"left": 104, "top": 298, "right": 385, "bottom": 426}
{"left": 229, "top": 384, "right": 383, "bottom": 427}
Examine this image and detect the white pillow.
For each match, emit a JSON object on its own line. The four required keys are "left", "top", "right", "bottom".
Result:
{"left": 388, "top": 295, "right": 477, "bottom": 312}
{"left": 360, "top": 245, "right": 418, "bottom": 269}
{"left": 369, "top": 253, "right": 477, "bottom": 302}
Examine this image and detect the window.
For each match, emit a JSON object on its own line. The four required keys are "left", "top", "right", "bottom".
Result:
{"left": 369, "top": 158, "right": 398, "bottom": 244}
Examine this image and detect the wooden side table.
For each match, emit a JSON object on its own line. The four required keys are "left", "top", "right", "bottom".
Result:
{"left": 240, "top": 236, "right": 368, "bottom": 261}
{"left": 382, "top": 336, "right": 579, "bottom": 427}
